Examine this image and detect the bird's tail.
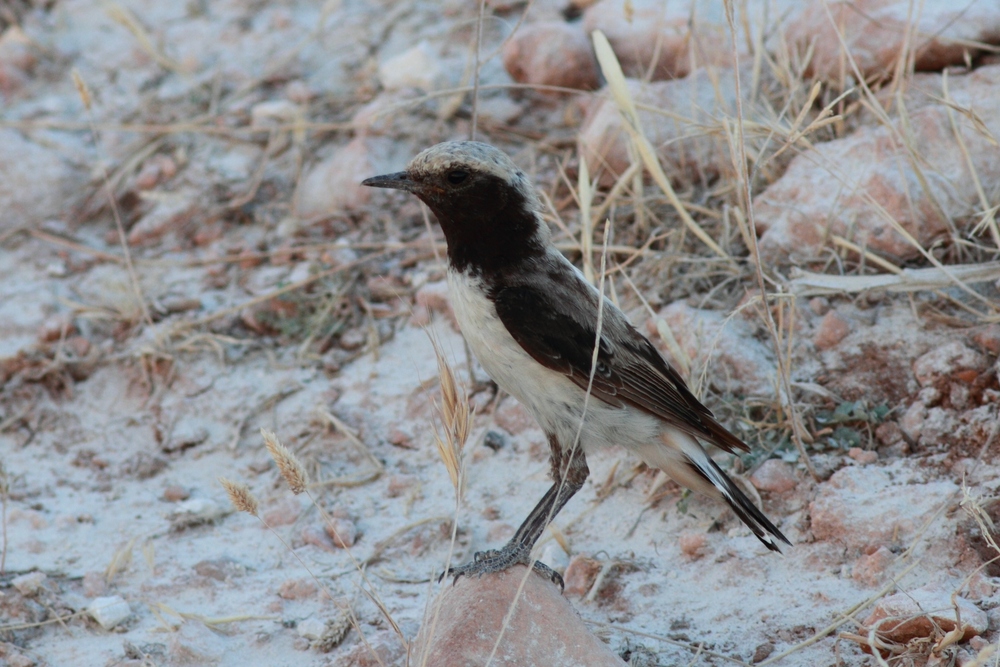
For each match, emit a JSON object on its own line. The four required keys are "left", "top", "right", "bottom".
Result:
{"left": 687, "top": 452, "right": 791, "bottom": 552}
{"left": 637, "top": 428, "right": 791, "bottom": 552}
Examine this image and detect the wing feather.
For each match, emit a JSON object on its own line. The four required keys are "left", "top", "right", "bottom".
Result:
{"left": 493, "top": 284, "right": 749, "bottom": 454}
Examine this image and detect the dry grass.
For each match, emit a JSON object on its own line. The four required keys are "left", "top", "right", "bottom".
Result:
{"left": 0, "top": 459, "right": 8, "bottom": 574}
{"left": 429, "top": 339, "right": 472, "bottom": 498}
{"left": 5, "top": 0, "right": 999, "bottom": 663}
{"left": 219, "top": 429, "right": 406, "bottom": 664}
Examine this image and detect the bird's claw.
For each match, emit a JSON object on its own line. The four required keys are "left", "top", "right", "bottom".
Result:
{"left": 440, "top": 543, "right": 564, "bottom": 591}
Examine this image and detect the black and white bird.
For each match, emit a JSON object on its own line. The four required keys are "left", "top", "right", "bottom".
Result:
{"left": 363, "top": 141, "right": 789, "bottom": 587}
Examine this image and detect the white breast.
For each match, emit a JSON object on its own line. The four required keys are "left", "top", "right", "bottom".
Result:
{"left": 446, "top": 269, "right": 576, "bottom": 429}
{"left": 445, "top": 269, "right": 663, "bottom": 453}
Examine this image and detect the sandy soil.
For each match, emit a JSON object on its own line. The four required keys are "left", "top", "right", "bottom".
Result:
{"left": 1, "top": 1, "right": 999, "bottom": 666}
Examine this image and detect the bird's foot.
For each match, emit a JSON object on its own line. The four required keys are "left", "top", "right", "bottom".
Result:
{"left": 441, "top": 542, "right": 564, "bottom": 591}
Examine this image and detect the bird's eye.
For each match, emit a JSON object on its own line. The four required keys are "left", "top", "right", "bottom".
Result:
{"left": 446, "top": 170, "right": 468, "bottom": 185}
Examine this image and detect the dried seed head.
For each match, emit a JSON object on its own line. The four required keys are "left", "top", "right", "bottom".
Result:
{"left": 71, "top": 69, "right": 92, "bottom": 111}
{"left": 430, "top": 341, "right": 472, "bottom": 497}
{"left": 220, "top": 477, "right": 259, "bottom": 516}
{"left": 434, "top": 346, "right": 472, "bottom": 451}
{"left": 261, "top": 428, "right": 308, "bottom": 494}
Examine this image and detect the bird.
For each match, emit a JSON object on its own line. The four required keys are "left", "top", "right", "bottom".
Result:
{"left": 362, "top": 140, "right": 789, "bottom": 588}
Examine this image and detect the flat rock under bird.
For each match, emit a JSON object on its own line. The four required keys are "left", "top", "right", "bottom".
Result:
{"left": 363, "top": 141, "right": 789, "bottom": 587}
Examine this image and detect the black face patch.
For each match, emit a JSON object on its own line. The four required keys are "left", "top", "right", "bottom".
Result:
{"left": 417, "top": 171, "right": 544, "bottom": 275}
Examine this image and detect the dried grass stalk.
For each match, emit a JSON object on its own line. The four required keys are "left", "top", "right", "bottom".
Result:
{"left": 591, "top": 30, "right": 730, "bottom": 261}
{"left": 261, "top": 428, "right": 308, "bottom": 494}
{"left": 219, "top": 477, "right": 259, "bottom": 516}
{"left": 430, "top": 341, "right": 472, "bottom": 497}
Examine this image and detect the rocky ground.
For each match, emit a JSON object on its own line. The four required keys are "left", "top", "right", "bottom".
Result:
{"left": 1, "top": 0, "right": 999, "bottom": 665}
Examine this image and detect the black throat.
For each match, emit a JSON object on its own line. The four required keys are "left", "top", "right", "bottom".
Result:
{"left": 420, "top": 178, "right": 546, "bottom": 277}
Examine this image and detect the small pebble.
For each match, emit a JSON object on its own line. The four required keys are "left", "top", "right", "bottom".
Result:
{"left": 277, "top": 579, "right": 317, "bottom": 600}
{"left": 302, "top": 526, "right": 337, "bottom": 552}
{"left": 325, "top": 517, "right": 358, "bottom": 548}
{"left": 563, "top": 555, "right": 601, "bottom": 597}
{"left": 678, "top": 532, "right": 707, "bottom": 560}
{"left": 752, "top": 642, "right": 774, "bottom": 663}
{"left": 482, "top": 430, "right": 506, "bottom": 451}
{"left": 163, "top": 485, "right": 190, "bottom": 502}
{"left": 388, "top": 428, "right": 414, "bottom": 448}
{"left": 12, "top": 571, "right": 46, "bottom": 596}
{"left": 297, "top": 616, "right": 327, "bottom": 640}
{"left": 848, "top": 447, "right": 877, "bottom": 465}
{"left": 88, "top": 595, "right": 132, "bottom": 630}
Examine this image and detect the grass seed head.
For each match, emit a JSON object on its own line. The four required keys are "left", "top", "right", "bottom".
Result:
{"left": 261, "top": 428, "right": 308, "bottom": 494}
{"left": 220, "top": 477, "right": 259, "bottom": 516}
{"left": 431, "top": 342, "right": 472, "bottom": 497}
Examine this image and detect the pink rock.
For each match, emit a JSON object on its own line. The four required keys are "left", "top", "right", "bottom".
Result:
{"left": 912, "top": 342, "right": 987, "bottom": 387}
{"left": 583, "top": 0, "right": 732, "bottom": 80}
{"left": 786, "top": 0, "right": 1000, "bottom": 81}
{"left": 580, "top": 64, "right": 764, "bottom": 186}
{"left": 809, "top": 466, "right": 955, "bottom": 552}
{"left": 852, "top": 545, "right": 893, "bottom": 586}
{"left": 325, "top": 517, "right": 358, "bottom": 548}
{"left": 756, "top": 65, "right": 1000, "bottom": 263}
{"left": 899, "top": 402, "right": 926, "bottom": 441}
{"left": 847, "top": 447, "right": 877, "bottom": 465}
{"left": 277, "top": 578, "right": 317, "bottom": 600}
{"left": 971, "top": 324, "right": 1000, "bottom": 355}
{"left": 875, "top": 421, "right": 904, "bottom": 447}
{"left": 162, "top": 485, "right": 190, "bottom": 502}
{"left": 678, "top": 532, "right": 707, "bottom": 560}
{"left": 302, "top": 526, "right": 338, "bottom": 552}
{"left": 862, "top": 584, "right": 987, "bottom": 645}
{"left": 387, "top": 428, "right": 413, "bottom": 448}
{"left": 127, "top": 188, "right": 201, "bottom": 246}
{"left": 502, "top": 22, "right": 599, "bottom": 91}
{"left": 750, "top": 459, "right": 798, "bottom": 494}
{"left": 294, "top": 136, "right": 403, "bottom": 218}
{"left": 563, "top": 555, "right": 602, "bottom": 597}
{"left": 813, "top": 311, "right": 850, "bottom": 351}
{"left": 412, "top": 565, "right": 625, "bottom": 666}
{"left": 655, "top": 301, "right": 777, "bottom": 397}
{"left": 262, "top": 498, "right": 302, "bottom": 526}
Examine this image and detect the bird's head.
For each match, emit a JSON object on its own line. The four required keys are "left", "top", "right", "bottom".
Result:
{"left": 362, "top": 141, "right": 549, "bottom": 273}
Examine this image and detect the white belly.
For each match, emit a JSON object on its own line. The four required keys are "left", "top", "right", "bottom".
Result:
{"left": 446, "top": 270, "right": 662, "bottom": 452}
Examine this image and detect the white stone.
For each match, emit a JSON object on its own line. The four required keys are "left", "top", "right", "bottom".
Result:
{"left": 250, "top": 99, "right": 303, "bottom": 128}
{"left": 378, "top": 41, "right": 443, "bottom": 92}
{"left": 88, "top": 596, "right": 132, "bottom": 630}
{"left": 12, "top": 571, "right": 46, "bottom": 596}
{"left": 297, "top": 616, "right": 327, "bottom": 640}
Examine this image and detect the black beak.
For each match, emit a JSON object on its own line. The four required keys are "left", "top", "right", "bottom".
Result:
{"left": 361, "top": 171, "right": 418, "bottom": 192}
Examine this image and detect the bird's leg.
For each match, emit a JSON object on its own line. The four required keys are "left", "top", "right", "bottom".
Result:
{"left": 445, "top": 436, "right": 589, "bottom": 590}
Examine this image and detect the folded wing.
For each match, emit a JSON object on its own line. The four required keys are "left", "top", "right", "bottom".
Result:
{"left": 492, "top": 284, "right": 749, "bottom": 454}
